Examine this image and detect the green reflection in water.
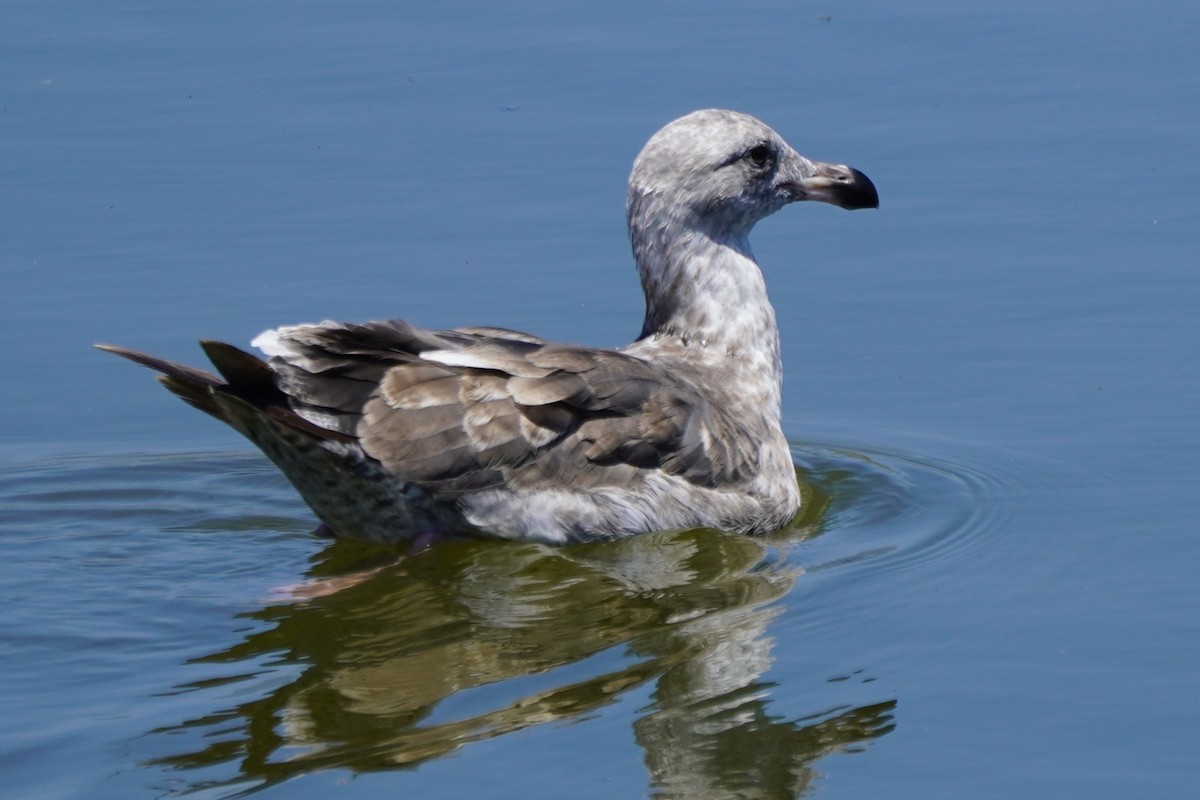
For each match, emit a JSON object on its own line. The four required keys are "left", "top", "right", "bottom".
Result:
{"left": 147, "top": 467, "right": 895, "bottom": 797}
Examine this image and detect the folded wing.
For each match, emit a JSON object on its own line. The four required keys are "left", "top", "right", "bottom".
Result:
{"left": 254, "top": 320, "right": 761, "bottom": 497}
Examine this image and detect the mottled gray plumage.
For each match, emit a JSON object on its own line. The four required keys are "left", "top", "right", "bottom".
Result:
{"left": 98, "top": 109, "right": 877, "bottom": 544}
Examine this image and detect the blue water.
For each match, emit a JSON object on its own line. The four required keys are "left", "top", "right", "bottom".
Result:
{"left": 2, "top": 2, "right": 1198, "bottom": 798}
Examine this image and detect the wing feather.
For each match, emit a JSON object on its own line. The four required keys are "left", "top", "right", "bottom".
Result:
{"left": 253, "top": 319, "right": 755, "bottom": 495}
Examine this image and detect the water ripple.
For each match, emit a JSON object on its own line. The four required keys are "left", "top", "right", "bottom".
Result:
{"left": 784, "top": 437, "right": 1038, "bottom": 582}
{"left": 0, "top": 440, "right": 1036, "bottom": 798}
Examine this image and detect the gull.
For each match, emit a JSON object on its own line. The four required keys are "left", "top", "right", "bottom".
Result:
{"left": 98, "top": 109, "right": 877, "bottom": 545}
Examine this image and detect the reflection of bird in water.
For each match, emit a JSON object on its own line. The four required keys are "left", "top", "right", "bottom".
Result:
{"left": 99, "top": 110, "right": 877, "bottom": 545}
{"left": 146, "top": 518, "right": 895, "bottom": 797}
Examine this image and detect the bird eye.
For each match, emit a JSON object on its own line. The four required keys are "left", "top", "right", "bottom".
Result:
{"left": 746, "top": 144, "right": 772, "bottom": 169}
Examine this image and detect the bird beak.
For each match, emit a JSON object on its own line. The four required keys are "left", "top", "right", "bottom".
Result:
{"left": 777, "top": 156, "right": 879, "bottom": 210}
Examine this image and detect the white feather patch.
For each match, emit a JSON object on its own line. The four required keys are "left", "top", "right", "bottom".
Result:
{"left": 420, "top": 349, "right": 495, "bottom": 370}
{"left": 251, "top": 325, "right": 320, "bottom": 359}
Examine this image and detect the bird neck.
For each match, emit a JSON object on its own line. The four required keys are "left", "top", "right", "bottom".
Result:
{"left": 629, "top": 208, "right": 783, "bottom": 410}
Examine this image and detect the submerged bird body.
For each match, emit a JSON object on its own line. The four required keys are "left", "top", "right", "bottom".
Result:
{"left": 100, "top": 110, "right": 877, "bottom": 544}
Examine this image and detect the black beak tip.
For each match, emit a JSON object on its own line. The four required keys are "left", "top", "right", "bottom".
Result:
{"left": 841, "top": 167, "right": 880, "bottom": 210}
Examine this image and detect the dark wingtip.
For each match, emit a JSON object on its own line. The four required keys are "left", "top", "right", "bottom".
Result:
{"left": 96, "top": 342, "right": 227, "bottom": 417}
{"left": 95, "top": 342, "right": 222, "bottom": 384}
{"left": 95, "top": 342, "right": 132, "bottom": 356}
{"left": 198, "top": 340, "right": 286, "bottom": 405}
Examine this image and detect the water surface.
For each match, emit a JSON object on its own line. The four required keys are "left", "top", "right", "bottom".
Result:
{"left": 3, "top": 442, "right": 991, "bottom": 797}
{"left": 2, "top": 1, "right": 1197, "bottom": 798}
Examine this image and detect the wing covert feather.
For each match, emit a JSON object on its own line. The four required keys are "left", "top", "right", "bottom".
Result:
{"left": 262, "top": 320, "right": 757, "bottom": 494}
